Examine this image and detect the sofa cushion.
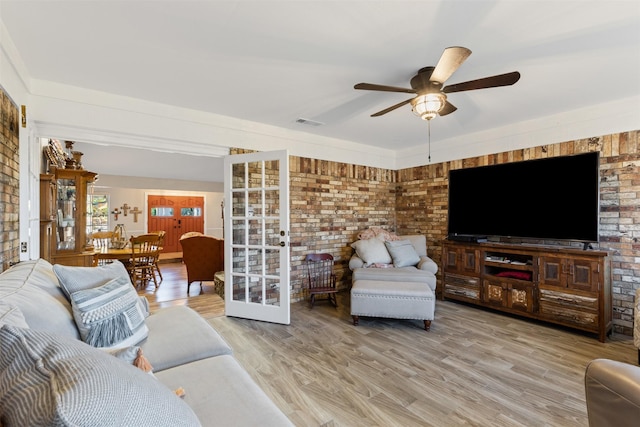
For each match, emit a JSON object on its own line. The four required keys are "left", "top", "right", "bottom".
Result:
{"left": 0, "top": 259, "right": 80, "bottom": 339}
{"left": 53, "top": 260, "right": 130, "bottom": 298}
{"left": 0, "top": 325, "right": 201, "bottom": 427}
{"left": 154, "top": 355, "right": 293, "bottom": 427}
{"left": 402, "top": 235, "right": 428, "bottom": 257}
{"left": 0, "top": 302, "right": 28, "bottom": 328}
{"left": 385, "top": 240, "right": 421, "bottom": 267}
{"left": 69, "top": 275, "right": 149, "bottom": 349}
{"left": 353, "top": 266, "right": 436, "bottom": 291}
{"left": 141, "top": 306, "right": 233, "bottom": 372}
{"left": 350, "top": 238, "right": 392, "bottom": 266}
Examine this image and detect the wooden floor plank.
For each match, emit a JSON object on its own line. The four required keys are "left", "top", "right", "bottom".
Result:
{"left": 140, "top": 262, "right": 636, "bottom": 426}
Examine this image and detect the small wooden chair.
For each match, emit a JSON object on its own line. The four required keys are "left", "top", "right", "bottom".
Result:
{"left": 305, "top": 253, "right": 338, "bottom": 308}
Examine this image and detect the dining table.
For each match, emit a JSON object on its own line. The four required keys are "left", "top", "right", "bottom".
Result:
{"left": 93, "top": 245, "right": 163, "bottom": 269}
{"left": 93, "top": 246, "right": 134, "bottom": 263}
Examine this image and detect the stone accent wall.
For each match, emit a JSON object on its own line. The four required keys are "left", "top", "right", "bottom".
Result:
{"left": 0, "top": 87, "right": 20, "bottom": 272}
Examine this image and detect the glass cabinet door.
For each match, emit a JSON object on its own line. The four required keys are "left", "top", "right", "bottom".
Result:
{"left": 56, "top": 177, "right": 77, "bottom": 251}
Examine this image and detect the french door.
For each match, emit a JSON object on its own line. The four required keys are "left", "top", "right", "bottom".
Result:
{"left": 223, "top": 150, "right": 290, "bottom": 324}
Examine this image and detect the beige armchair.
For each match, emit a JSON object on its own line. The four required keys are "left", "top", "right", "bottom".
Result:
{"left": 584, "top": 358, "right": 640, "bottom": 426}
{"left": 179, "top": 234, "right": 224, "bottom": 293}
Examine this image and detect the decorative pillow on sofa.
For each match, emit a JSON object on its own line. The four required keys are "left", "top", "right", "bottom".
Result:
{"left": 384, "top": 239, "right": 421, "bottom": 268}
{"left": 53, "top": 260, "right": 150, "bottom": 319}
{"left": 53, "top": 261, "right": 131, "bottom": 298}
{"left": 71, "top": 276, "right": 149, "bottom": 348}
{"left": 0, "top": 325, "right": 201, "bottom": 426}
{"left": 70, "top": 275, "right": 149, "bottom": 349}
{"left": 0, "top": 302, "right": 29, "bottom": 329}
{"left": 351, "top": 238, "right": 392, "bottom": 267}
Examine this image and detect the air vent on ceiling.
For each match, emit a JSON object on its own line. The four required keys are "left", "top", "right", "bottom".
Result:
{"left": 295, "top": 118, "right": 324, "bottom": 127}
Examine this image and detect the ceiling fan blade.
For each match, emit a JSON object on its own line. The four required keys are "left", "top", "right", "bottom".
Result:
{"left": 443, "top": 71, "right": 521, "bottom": 94}
{"left": 439, "top": 101, "right": 457, "bottom": 117}
{"left": 371, "top": 98, "right": 414, "bottom": 117}
{"left": 354, "top": 83, "right": 416, "bottom": 94}
{"left": 430, "top": 46, "right": 472, "bottom": 84}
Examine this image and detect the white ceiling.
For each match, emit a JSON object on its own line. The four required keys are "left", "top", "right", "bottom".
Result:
{"left": 1, "top": 1, "right": 639, "bottom": 182}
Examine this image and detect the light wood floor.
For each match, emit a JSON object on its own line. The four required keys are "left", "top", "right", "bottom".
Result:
{"left": 139, "top": 262, "right": 636, "bottom": 427}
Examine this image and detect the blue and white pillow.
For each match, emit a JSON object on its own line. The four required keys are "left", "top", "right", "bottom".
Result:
{"left": 53, "top": 261, "right": 131, "bottom": 298}
{"left": 70, "top": 275, "right": 148, "bottom": 349}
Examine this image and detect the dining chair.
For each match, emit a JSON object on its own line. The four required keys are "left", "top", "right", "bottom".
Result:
{"left": 91, "top": 230, "right": 114, "bottom": 248}
{"left": 148, "top": 230, "right": 166, "bottom": 283}
{"left": 304, "top": 253, "right": 338, "bottom": 308}
{"left": 129, "top": 234, "right": 162, "bottom": 289}
{"left": 91, "top": 231, "right": 115, "bottom": 265}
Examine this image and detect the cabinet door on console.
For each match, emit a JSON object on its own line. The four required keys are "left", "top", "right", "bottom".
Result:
{"left": 444, "top": 246, "right": 480, "bottom": 275}
{"left": 483, "top": 279, "right": 534, "bottom": 314}
{"left": 539, "top": 256, "right": 565, "bottom": 287}
{"left": 483, "top": 279, "right": 507, "bottom": 307}
{"left": 508, "top": 281, "right": 535, "bottom": 313}
{"left": 566, "top": 258, "right": 600, "bottom": 292}
{"left": 539, "top": 256, "right": 599, "bottom": 292}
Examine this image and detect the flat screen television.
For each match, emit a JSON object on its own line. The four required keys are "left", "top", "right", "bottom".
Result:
{"left": 447, "top": 152, "right": 600, "bottom": 243}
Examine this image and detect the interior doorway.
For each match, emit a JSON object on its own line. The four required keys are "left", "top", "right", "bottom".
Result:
{"left": 148, "top": 195, "right": 204, "bottom": 252}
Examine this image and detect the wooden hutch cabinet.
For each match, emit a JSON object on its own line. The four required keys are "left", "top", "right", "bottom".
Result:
{"left": 40, "top": 168, "right": 98, "bottom": 266}
{"left": 442, "top": 241, "right": 612, "bottom": 342}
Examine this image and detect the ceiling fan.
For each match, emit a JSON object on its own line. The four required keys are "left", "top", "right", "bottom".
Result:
{"left": 354, "top": 46, "right": 520, "bottom": 120}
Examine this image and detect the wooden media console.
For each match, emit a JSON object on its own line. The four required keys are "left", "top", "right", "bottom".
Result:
{"left": 442, "top": 241, "right": 612, "bottom": 342}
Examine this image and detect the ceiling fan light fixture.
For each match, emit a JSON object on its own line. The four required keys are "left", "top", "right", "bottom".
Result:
{"left": 411, "top": 93, "right": 446, "bottom": 121}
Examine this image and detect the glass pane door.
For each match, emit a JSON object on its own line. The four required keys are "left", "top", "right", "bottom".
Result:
{"left": 224, "top": 150, "right": 290, "bottom": 325}
{"left": 56, "top": 178, "right": 77, "bottom": 251}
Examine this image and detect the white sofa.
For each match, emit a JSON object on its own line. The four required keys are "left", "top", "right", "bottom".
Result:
{"left": 0, "top": 259, "right": 293, "bottom": 427}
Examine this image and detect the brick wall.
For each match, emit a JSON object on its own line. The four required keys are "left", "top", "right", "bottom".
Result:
{"left": 0, "top": 87, "right": 20, "bottom": 272}
{"left": 233, "top": 131, "right": 639, "bottom": 335}
{"left": 288, "top": 157, "right": 396, "bottom": 299}
{"left": 395, "top": 130, "right": 639, "bottom": 335}
{"left": 229, "top": 149, "right": 397, "bottom": 301}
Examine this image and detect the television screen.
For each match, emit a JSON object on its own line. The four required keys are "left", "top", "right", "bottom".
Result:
{"left": 447, "top": 152, "right": 600, "bottom": 242}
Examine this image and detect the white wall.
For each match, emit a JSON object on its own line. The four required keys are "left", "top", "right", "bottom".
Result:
{"left": 93, "top": 175, "right": 224, "bottom": 239}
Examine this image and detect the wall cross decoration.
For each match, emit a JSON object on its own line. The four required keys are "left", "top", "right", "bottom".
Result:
{"left": 121, "top": 203, "right": 130, "bottom": 216}
{"left": 130, "top": 207, "right": 142, "bottom": 223}
{"left": 111, "top": 208, "right": 122, "bottom": 221}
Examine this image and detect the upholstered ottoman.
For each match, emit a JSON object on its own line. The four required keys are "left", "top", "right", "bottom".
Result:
{"left": 351, "top": 280, "right": 435, "bottom": 330}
